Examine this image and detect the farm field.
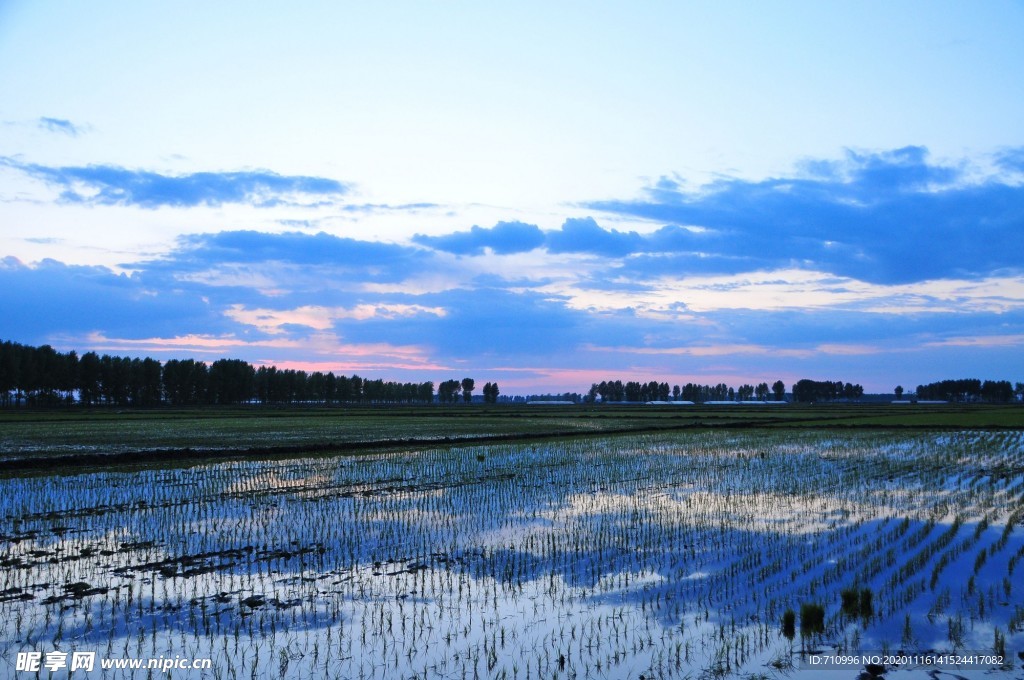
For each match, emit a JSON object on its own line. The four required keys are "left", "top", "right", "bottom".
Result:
{"left": 1, "top": 403, "right": 1022, "bottom": 467}
{"left": 1, "top": 425, "right": 1022, "bottom": 678}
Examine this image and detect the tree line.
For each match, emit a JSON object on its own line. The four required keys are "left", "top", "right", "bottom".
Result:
{"left": 584, "top": 380, "right": 789, "bottom": 403}
{"left": 790, "top": 379, "right": 864, "bottom": 403}
{"left": 0, "top": 339, "right": 496, "bottom": 407}
{"left": 914, "top": 378, "right": 1021, "bottom": 403}
{"left": 3, "top": 338, "right": 1020, "bottom": 408}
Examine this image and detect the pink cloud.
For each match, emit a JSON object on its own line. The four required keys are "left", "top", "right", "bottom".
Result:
{"left": 65, "top": 332, "right": 446, "bottom": 372}
{"left": 73, "top": 332, "right": 298, "bottom": 354}
{"left": 581, "top": 343, "right": 814, "bottom": 359}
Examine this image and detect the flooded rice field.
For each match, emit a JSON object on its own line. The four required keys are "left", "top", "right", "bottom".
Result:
{"left": 1, "top": 429, "right": 1022, "bottom": 678}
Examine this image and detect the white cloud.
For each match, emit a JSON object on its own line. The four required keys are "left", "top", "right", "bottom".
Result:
{"left": 545, "top": 268, "right": 1024, "bottom": 316}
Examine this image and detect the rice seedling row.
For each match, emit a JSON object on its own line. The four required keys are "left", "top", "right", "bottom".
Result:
{"left": 0, "top": 429, "right": 1021, "bottom": 678}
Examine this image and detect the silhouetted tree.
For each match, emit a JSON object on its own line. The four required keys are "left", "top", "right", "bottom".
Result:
{"left": 208, "top": 359, "right": 255, "bottom": 404}
{"left": 625, "top": 381, "right": 641, "bottom": 401}
{"left": 460, "top": 377, "right": 475, "bottom": 403}
{"left": 134, "top": 357, "right": 163, "bottom": 406}
{"left": 754, "top": 382, "right": 769, "bottom": 400}
{"left": 78, "top": 351, "right": 101, "bottom": 405}
{"left": 438, "top": 379, "right": 461, "bottom": 404}
{"left": 163, "top": 359, "right": 208, "bottom": 405}
{"left": 772, "top": 380, "right": 786, "bottom": 401}
{"left": 323, "top": 372, "right": 337, "bottom": 403}
{"left": 418, "top": 381, "right": 434, "bottom": 403}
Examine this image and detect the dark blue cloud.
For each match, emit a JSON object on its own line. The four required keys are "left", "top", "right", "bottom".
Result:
{"left": 587, "top": 146, "right": 1024, "bottom": 284}
{"left": 995, "top": 147, "right": 1024, "bottom": 174}
{"left": 133, "top": 230, "right": 433, "bottom": 289}
{"left": 412, "top": 221, "right": 544, "bottom": 255}
{"left": 546, "top": 217, "right": 645, "bottom": 257}
{"left": 0, "top": 159, "right": 350, "bottom": 208}
{"left": 171, "top": 230, "right": 424, "bottom": 272}
{"left": 37, "top": 117, "right": 83, "bottom": 136}
{"left": 688, "top": 307, "right": 1024, "bottom": 349}
{"left": 844, "top": 146, "right": 960, "bottom": 192}
{"left": 413, "top": 217, "right": 679, "bottom": 259}
{"left": 0, "top": 257, "right": 229, "bottom": 341}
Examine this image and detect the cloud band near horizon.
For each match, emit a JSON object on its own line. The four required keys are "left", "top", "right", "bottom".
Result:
{"left": 1, "top": 146, "right": 1022, "bottom": 392}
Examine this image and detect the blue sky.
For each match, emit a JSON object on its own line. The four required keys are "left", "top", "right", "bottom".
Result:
{"left": 1, "top": 1, "right": 1022, "bottom": 393}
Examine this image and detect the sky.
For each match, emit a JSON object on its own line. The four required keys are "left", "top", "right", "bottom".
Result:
{"left": 1, "top": 1, "right": 1023, "bottom": 394}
